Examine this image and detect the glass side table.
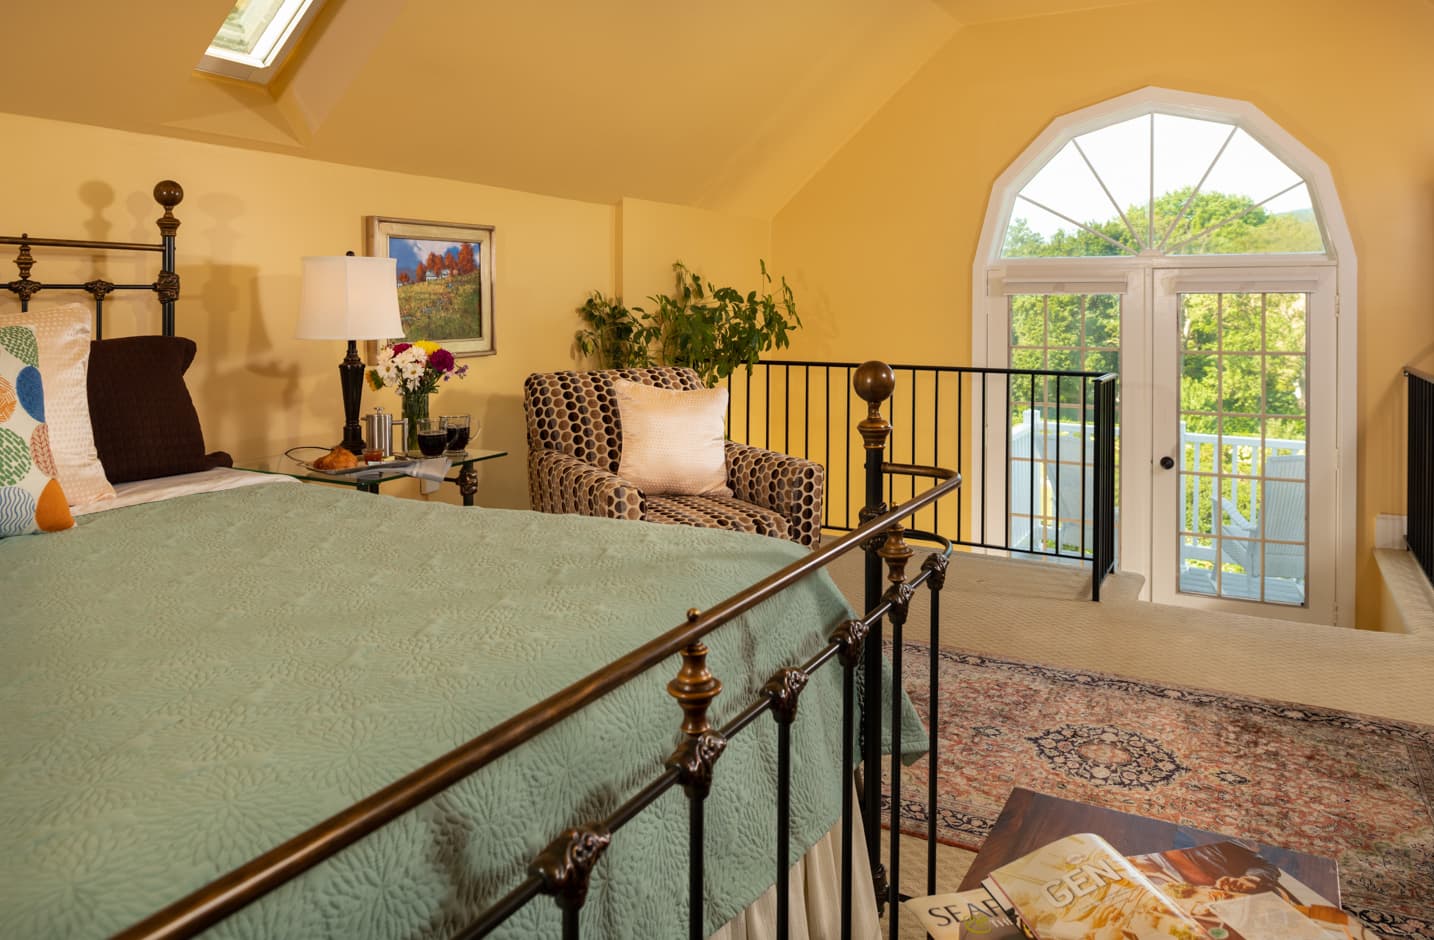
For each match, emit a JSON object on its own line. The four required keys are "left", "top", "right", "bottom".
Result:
{"left": 238, "top": 448, "right": 507, "bottom": 506}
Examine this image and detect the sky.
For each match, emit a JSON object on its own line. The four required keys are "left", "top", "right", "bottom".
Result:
{"left": 387, "top": 238, "right": 481, "bottom": 283}
{"left": 1013, "top": 113, "right": 1314, "bottom": 243}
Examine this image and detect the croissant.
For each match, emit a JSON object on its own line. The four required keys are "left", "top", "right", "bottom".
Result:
{"left": 313, "top": 446, "right": 359, "bottom": 470}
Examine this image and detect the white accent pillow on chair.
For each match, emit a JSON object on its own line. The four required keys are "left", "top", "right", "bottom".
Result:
{"left": 612, "top": 378, "right": 732, "bottom": 497}
{"left": 0, "top": 303, "right": 115, "bottom": 507}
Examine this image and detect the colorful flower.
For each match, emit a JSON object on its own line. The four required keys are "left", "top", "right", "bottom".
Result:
{"left": 428, "top": 348, "right": 455, "bottom": 373}
{"left": 366, "top": 341, "right": 467, "bottom": 395}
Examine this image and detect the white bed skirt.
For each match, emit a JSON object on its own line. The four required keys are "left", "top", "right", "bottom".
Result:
{"left": 711, "top": 795, "right": 880, "bottom": 940}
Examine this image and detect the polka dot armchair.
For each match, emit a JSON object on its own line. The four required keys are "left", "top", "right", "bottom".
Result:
{"left": 523, "top": 368, "right": 825, "bottom": 548}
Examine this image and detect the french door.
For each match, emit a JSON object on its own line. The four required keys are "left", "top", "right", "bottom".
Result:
{"left": 1149, "top": 266, "right": 1336, "bottom": 623}
{"left": 988, "top": 263, "right": 1339, "bottom": 625}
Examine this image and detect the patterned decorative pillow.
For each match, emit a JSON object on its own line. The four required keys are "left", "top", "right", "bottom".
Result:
{"left": 613, "top": 377, "right": 732, "bottom": 497}
{"left": 0, "top": 325, "right": 75, "bottom": 536}
{"left": 0, "top": 303, "right": 115, "bottom": 507}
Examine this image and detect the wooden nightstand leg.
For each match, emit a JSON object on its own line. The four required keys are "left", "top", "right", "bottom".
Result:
{"left": 456, "top": 463, "right": 479, "bottom": 506}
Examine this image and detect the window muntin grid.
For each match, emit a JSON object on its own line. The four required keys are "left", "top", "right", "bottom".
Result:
{"left": 1007, "top": 293, "right": 1120, "bottom": 559}
{"left": 1177, "top": 291, "right": 1308, "bottom": 605}
{"left": 1002, "top": 113, "right": 1325, "bottom": 259}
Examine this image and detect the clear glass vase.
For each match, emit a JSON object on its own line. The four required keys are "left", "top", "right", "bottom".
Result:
{"left": 401, "top": 391, "right": 430, "bottom": 457}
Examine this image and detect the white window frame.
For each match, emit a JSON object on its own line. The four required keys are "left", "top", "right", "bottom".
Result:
{"left": 197, "top": 0, "right": 325, "bottom": 85}
{"left": 972, "top": 86, "right": 1358, "bottom": 628}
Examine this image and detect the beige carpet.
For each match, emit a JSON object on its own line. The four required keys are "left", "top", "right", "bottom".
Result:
{"left": 821, "top": 548, "right": 1434, "bottom": 937}
{"left": 827, "top": 549, "right": 1434, "bottom": 726}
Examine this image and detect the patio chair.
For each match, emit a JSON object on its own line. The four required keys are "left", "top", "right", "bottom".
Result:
{"left": 1007, "top": 410, "right": 1044, "bottom": 550}
{"left": 523, "top": 367, "right": 826, "bottom": 548}
{"left": 1040, "top": 418, "right": 1105, "bottom": 556}
{"left": 1220, "top": 452, "right": 1306, "bottom": 581}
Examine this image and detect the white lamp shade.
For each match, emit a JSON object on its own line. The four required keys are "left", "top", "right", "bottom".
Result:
{"left": 296, "top": 255, "right": 403, "bottom": 340}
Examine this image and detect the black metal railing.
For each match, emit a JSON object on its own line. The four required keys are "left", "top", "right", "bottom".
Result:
{"left": 727, "top": 360, "right": 1119, "bottom": 599}
{"left": 1406, "top": 367, "right": 1434, "bottom": 583}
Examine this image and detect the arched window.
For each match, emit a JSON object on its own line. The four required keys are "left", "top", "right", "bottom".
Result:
{"left": 1003, "top": 113, "right": 1325, "bottom": 258}
{"left": 974, "top": 87, "right": 1356, "bottom": 627}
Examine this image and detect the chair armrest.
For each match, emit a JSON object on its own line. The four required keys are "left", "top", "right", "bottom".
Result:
{"left": 528, "top": 451, "right": 645, "bottom": 520}
{"left": 725, "top": 441, "right": 825, "bottom": 548}
{"left": 1220, "top": 496, "right": 1255, "bottom": 534}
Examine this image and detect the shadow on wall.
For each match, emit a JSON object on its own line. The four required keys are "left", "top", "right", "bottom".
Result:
{"left": 472, "top": 389, "right": 527, "bottom": 510}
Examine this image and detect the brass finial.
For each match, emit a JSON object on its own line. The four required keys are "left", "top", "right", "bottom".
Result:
{"left": 853, "top": 360, "right": 895, "bottom": 450}
{"left": 879, "top": 525, "right": 914, "bottom": 589}
{"left": 667, "top": 642, "right": 721, "bottom": 738}
{"left": 154, "top": 180, "right": 183, "bottom": 237}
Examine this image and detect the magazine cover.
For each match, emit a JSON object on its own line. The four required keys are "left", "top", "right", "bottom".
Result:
{"left": 1129, "top": 840, "right": 1382, "bottom": 940}
{"left": 982, "top": 832, "right": 1211, "bottom": 939}
{"left": 904, "top": 888, "right": 1023, "bottom": 939}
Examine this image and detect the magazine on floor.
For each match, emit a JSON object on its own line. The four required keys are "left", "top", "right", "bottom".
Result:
{"left": 903, "top": 888, "right": 1023, "bottom": 938}
{"left": 1127, "top": 839, "right": 1382, "bottom": 940}
{"left": 908, "top": 832, "right": 1382, "bottom": 939}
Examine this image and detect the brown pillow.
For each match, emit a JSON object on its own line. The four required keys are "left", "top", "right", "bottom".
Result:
{"left": 86, "top": 336, "right": 222, "bottom": 484}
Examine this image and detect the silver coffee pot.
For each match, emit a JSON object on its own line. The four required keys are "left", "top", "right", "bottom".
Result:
{"left": 363, "top": 407, "right": 393, "bottom": 457}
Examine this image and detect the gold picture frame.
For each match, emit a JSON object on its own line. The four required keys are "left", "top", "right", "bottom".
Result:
{"left": 364, "top": 215, "right": 495, "bottom": 360}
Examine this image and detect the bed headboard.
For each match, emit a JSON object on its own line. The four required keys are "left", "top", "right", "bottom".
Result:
{"left": 0, "top": 180, "right": 182, "bottom": 338}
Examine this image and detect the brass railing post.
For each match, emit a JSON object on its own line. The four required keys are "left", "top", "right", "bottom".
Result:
{"left": 852, "top": 360, "right": 894, "bottom": 911}
{"left": 666, "top": 615, "right": 727, "bottom": 940}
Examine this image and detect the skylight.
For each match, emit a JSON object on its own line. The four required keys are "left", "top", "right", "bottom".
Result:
{"left": 198, "top": 0, "right": 323, "bottom": 83}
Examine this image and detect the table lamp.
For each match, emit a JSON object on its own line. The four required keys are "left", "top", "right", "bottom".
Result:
{"left": 297, "top": 252, "right": 402, "bottom": 454}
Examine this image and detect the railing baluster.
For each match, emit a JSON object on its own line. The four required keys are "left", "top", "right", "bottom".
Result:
{"left": 1408, "top": 368, "right": 1434, "bottom": 583}
{"left": 830, "top": 616, "right": 870, "bottom": 940}
{"left": 957, "top": 374, "right": 964, "bottom": 544}
{"left": 921, "top": 554, "right": 949, "bottom": 898}
{"left": 879, "top": 524, "right": 914, "bottom": 939}
{"left": 765, "top": 364, "right": 772, "bottom": 450}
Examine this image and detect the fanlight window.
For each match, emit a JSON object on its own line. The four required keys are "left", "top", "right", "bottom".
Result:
{"left": 1002, "top": 113, "right": 1325, "bottom": 258}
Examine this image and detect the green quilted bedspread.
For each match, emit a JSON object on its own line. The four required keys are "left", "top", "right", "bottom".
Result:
{"left": 0, "top": 484, "right": 924, "bottom": 938}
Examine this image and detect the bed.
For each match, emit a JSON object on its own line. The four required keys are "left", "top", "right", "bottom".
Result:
{"left": 0, "top": 182, "right": 960, "bottom": 940}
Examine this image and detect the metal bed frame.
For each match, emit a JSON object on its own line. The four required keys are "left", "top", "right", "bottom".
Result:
{"left": 1, "top": 180, "right": 183, "bottom": 336}
{"left": 118, "top": 364, "right": 960, "bottom": 940}
{"left": 6, "top": 178, "right": 965, "bottom": 940}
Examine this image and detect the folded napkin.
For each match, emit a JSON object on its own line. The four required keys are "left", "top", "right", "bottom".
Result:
{"left": 401, "top": 457, "right": 452, "bottom": 494}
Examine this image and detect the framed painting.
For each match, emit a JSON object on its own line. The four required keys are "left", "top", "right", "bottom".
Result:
{"left": 365, "top": 216, "right": 495, "bottom": 359}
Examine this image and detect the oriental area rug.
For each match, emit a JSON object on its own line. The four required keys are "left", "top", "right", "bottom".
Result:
{"left": 879, "top": 643, "right": 1434, "bottom": 940}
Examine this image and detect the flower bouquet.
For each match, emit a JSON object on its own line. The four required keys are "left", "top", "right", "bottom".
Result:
{"left": 368, "top": 341, "right": 468, "bottom": 455}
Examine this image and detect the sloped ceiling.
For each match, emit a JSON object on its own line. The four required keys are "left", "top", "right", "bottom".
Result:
{"left": 0, "top": 0, "right": 1146, "bottom": 218}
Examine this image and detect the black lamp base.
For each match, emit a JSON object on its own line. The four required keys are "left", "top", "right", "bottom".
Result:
{"left": 339, "top": 339, "right": 367, "bottom": 454}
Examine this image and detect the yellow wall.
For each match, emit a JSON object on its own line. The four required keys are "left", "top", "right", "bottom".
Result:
{"left": 0, "top": 111, "right": 622, "bottom": 510}
{"left": 618, "top": 197, "right": 770, "bottom": 310}
{"left": 772, "top": 0, "right": 1434, "bottom": 628}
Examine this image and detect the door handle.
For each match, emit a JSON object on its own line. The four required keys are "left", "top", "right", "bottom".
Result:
{"left": 1160, "top": 456, "right": 1175, "bottom": 470}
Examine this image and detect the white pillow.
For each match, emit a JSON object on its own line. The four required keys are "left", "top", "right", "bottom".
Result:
{"left": 0, "top": 303, "right": 115, "bottom": 506}
{"left": 613, "top": 378, "right": 732, "bottom": 497}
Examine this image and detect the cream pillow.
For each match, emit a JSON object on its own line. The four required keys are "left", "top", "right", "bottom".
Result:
{"left": 613, "top": 378, "right": 732, "bottom": 497}
{"left": 0, "top": 303, "right": 114, "bottom": 506}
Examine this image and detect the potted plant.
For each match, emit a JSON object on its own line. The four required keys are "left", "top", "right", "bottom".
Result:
{"left": 575, "top": 260, "right": 800, "bottom": 387}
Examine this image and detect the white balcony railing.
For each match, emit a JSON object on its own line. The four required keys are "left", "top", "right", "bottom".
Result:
{"left": 1009, "top": 411, "right": 1308, "bottom": 605}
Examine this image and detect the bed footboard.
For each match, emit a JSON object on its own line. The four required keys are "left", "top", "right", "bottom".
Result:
{"left": 118, "top": 361, "right": 962, "bottom": 940}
